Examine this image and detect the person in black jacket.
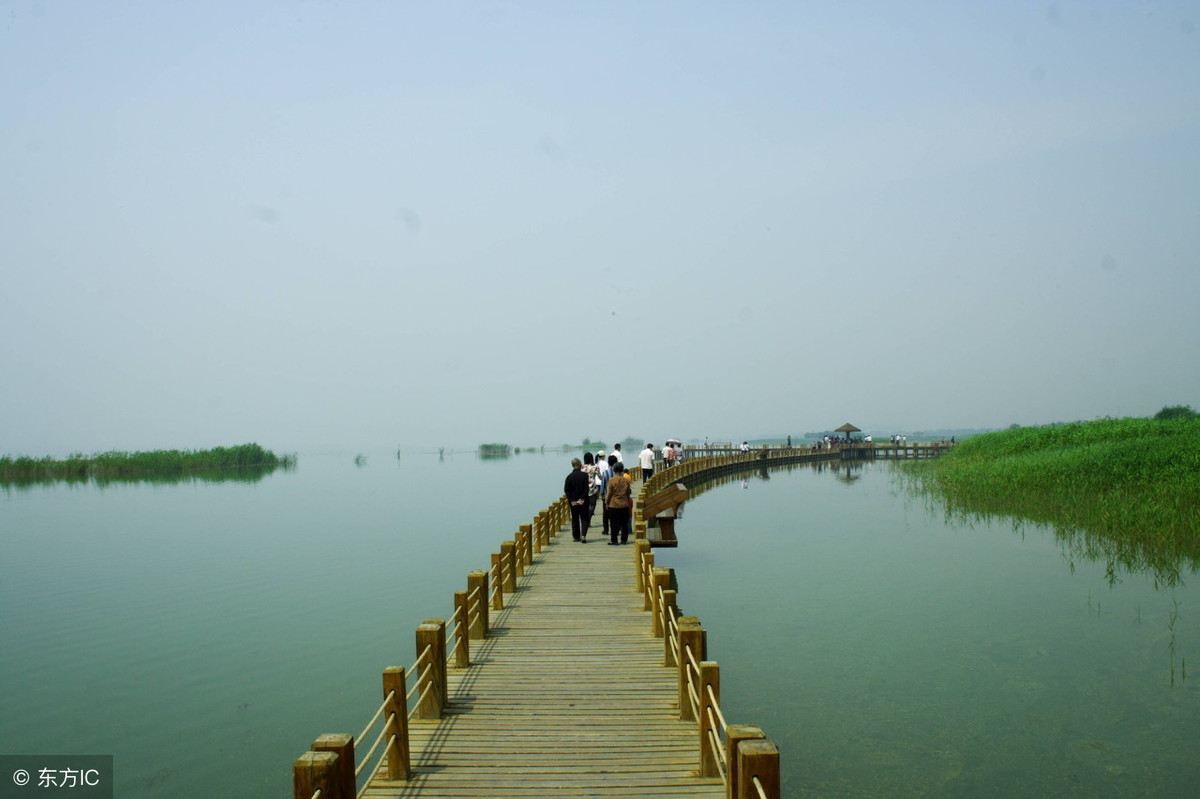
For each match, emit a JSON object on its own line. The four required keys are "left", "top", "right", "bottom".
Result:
{"left": 564, "top": 458, "right": 591, "bottom": 543}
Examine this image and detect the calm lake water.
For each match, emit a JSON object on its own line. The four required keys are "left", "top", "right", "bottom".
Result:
{"left": 2, "top": 452, "right": 1196, "bottom": 797}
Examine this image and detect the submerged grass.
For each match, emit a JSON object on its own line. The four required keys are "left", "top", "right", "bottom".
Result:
{"left": 0, "top": 443, "right": 296, "bottom": 487}
{"left": 903, "top": 418, "right": 1200, "bottom": 587}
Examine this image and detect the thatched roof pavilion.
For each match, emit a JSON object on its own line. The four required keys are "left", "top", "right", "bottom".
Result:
{"left": 834, "top": 422, "right": 861, "bottom": 435}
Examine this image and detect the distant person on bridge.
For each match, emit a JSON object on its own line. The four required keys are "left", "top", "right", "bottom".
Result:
{"left": 596, "top": 453, "right": 613, "bottom": 538}
{"left": 564, "top": 458, "right": 590, "bottom": 543}
{"left": 606, "top": 463, "right": 633, "bottom": 545}
{"left": 639, "top": 444, "right": 655, "bottom": 480}
{"left": 582, "top": 452, "right": 601, "bottom": 532}
{"left": 612, "top": 443, "right": 623, "bottom": 464}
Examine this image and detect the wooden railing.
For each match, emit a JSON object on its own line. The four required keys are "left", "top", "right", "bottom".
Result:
{"left": 291, "top": 495, "right": 573, "bottom": 799}
{"left": 635, "top": 539, "right": 781, "bottom": 798}
{"left": 639, "top": 444, "right": 951, "bottom": 503}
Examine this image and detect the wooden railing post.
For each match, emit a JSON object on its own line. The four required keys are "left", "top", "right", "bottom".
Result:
{"left": 512, "top": 532, "right": 526, "bottom": 578}
{"left": 533, "top": 512, "right": 545, "bottom": 552}
{"left": 490, "top": 554, "right": 505, "bottom": 609}
{"left": 415, "top": 622, "right": 444, "bottom": 719}
{"left": 698, "top": 661, "right": 720, "bottom": 777}
{"left": 726, "top": 725, "right": 766, "bottom": 799}
{"left": 662, "top": 589, "right": 678, "bottom": 666}
{"left": 468, "top": 570, "right": 488, "bottom": 638}
{"left": 642, "top": 552, "right": 655, "bottom": 610}
{"left": 382, "top": 666, "right": 410, "bottom": 780}
{"left": 651, "top": 567, "right": 671, "bottom": 637}
{"left": 677, "top": 617, "right": 705, "bottom": 721}
{"left": 501, "top": 541, "right": 517, "bottom": 593}
{"left": 519, "top": 523, "right": 533, "bottom": 566}
{"left": 634, "top": 540, "right": 651, "bottom": 590}
{"left": 425, "top": 618, "right": 448, "bottom": 710}
{"left": 737, "top": 738, "right": 780, "bottom": 799}
{"left": 453, "top": 591, "right": 470, "bottom": 667}
{"left": 293, "top": 751, "right": 339, "bottom": 799}
{"left": 311, "top": 734, "right": 354, "bottom": 799}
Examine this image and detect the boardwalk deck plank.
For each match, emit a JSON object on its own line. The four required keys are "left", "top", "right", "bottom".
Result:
{"left": 360, "top": 495, "right": 725, "bottom": 799}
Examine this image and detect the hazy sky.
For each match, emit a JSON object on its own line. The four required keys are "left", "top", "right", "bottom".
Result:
{"left": 3, "top": 1, "right": 1197, "bottom": 455}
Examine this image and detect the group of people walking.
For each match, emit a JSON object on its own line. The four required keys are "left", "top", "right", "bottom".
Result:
{"left": 635, "top": 441, "right": 684, "bottom": 482}
{"left": 563, "top": 445, "right": 633, "bottom": 545}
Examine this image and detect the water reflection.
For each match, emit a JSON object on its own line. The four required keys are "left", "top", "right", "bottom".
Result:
{"left": 671, "top": 458, "right": 868, "bottom": 502}
{"left": 659, "top": 458, "right": 1199, "bottom": 797}
{"left": 0, "top": 463, "right": 287, "bottom": 491}
{"left": 900, "top": 470, "right": 1200, "bottom": 590}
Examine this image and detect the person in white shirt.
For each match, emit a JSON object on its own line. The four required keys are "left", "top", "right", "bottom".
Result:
{"left": 639, "top": 444, "right": 655, "bottom": 480}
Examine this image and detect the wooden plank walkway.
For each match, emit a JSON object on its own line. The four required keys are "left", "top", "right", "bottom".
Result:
{"left": 361, "top": 498, "right": 724, "bottom": 798}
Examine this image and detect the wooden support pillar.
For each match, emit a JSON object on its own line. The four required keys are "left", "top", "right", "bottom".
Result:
{"left": 519, "top": 523, "right": 533, "bottom": 566}
{"left": 311, "top": 734, "right": 354, "bottom": 799}
{"left": 424, "top": 618, "right": 448, "bottom": 709}
{"left": 698, "top": 661, "right": 721, "bottom": 777}
{"left": 533, "top": 513, "right": 544, "bottom": 552}
{"left": 737, "top": 738, "right": 780, "bottom": 799}
{"left": 677, "top": 617, "right": 705, "bottom": 721}
{"left": 662, "top": 589, "right": 678, "bottom": 666}
{"left": 512, "top": 532, "right": 526, "bottom": 577}
{"left": 634, "top": 519, "right": 647, "bottom": 541}
{"left": 725, "top": 725, "right": 766, "bottom": 799}
{"left": 381, "top": 666, "right": 410, "bottom": 780}
{"left": 642, "top": 552, "right": 655, "bottom": 610}
{"left": 501, "top": 541, "right": 517, "bottom": 592}
{"left": 415, "top": 622, "right": 444, "bottom": 719}
{"left": 293, "top": 751, "right": 339, "bottom": 799}
{"left": 651, "top": 567, "right": 671, "bottom": 637}
{"left": 467, "top": 570, "right": 488, "bottom": 638}
{"left": 453, "top": 591, "right": 470, "bottom": 667}
{"left": 490, "top": 554, "right": 504, "bottom": 610}
{"left": 634, "top": 540, "right": 651, "bottom": 591}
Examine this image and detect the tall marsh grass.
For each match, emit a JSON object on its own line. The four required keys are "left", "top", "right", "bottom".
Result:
{"left": 0, "top": 443, "right": 296, "bottom": 487}
{"left": 903, "top": 418, "right": 1200, "bottom": 587}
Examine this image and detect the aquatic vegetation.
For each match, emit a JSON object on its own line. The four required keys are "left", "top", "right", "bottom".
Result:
{"left": 903, "top": 417, "right": 1200, "bottom": 587}
{"left": 478, "top": 443, "right": 511, "bottom": 458}
{"left": 0, "top": 443, "right": 295, "bottom": 486}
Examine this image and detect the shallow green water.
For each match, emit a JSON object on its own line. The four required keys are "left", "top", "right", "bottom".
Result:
{"left": 655, "top": 459, "right": 1199, "bottom": 797}
{"left": 2, "top": 454, "right": 1196, "bottom": 797}
{"left": 0, "top": 450, "right": 572, "bottom": 798}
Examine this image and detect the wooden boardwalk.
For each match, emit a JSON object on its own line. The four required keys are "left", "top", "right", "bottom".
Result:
{"left": 362, "top": 505, "right": 724, "bottom": 797}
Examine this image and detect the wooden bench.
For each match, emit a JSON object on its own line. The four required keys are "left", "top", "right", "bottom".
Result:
{"left": 640, "top": 482, "right": 688, "bottom": 547}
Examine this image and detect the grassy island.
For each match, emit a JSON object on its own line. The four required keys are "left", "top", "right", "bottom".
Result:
{"left": 905, "top": 416, "right": 1200, "bottom": 586}
{"left": 478, "top": 443, "right": 510, "bottom": 458}
{"left": 0, "top": 443, "right": 295, "bottom": 485}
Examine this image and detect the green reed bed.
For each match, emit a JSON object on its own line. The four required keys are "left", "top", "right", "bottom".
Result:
{"left": 0, "top": 443, "right": 296, "bottom": 485}
{"left": 904, "top": 418, "right": 1200, "bottom": 586}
